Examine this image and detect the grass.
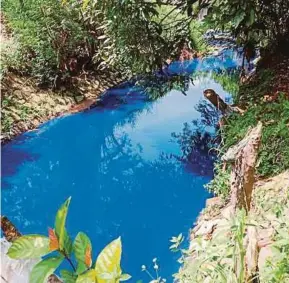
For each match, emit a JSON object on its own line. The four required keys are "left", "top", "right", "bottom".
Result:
{"left": 222, "top": 94, "right": 289, "bottom": 177}
{"left": 237, "top": 68, "right": 274, "bottom": 105}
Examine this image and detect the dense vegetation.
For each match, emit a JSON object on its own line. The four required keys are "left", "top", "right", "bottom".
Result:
{"left": 1, "top": 0, "right": 196, "bottom": 85}
{"left": 2, "top": 0, "right": 289, "bottom": 282}
{"left": 3, "top": 0, "right": 288, "bottom": 85}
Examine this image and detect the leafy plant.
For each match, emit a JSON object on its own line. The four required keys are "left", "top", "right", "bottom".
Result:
{"left": 174, "top": 209, "right": 250, "bottom": 283}
{"left": 7, "top": 197, "right": 131, "bottom": 283}
{"left": 169, "top": 233, "right": 184, "bottom": 252}
{"left": 205, "top": 163, "right": 231, "bottom": 199}
{"left": 261, "top": 213, "right": 289, "bottom": 283}
{"left": 198, "top": 0, "right": 289, "bottom": 54}
{"left": 221, "top": 94, "right": 289, "bottom": 177}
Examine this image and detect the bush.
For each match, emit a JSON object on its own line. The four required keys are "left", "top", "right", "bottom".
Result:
{"left": 7, "top": 197, "right": 131, "bottom": 283}
{"left": 2, "top": 0, "right": 100, "bottom": 84}
{"left": 205, "top": 163, "right": 231, "bottom": 199}
{"left": 222, "top": 95, "right": 289, "bottom": 177}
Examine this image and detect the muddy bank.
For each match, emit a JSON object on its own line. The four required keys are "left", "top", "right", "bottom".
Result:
{"left": 1, "top": 71, "right": 124, "bottom": 144}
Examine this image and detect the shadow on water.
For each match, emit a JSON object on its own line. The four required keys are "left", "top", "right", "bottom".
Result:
{"left": 1, "top": 51, "right": 243, "bottom": 282}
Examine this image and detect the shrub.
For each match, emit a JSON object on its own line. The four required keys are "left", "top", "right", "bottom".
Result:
{"left": 222, "top": 95, "right": 289, "bottom": 177}
{"left": 174, "top": 209, "right": 248, "bottom": 283}
{"left": 7, "top": 197, "right": 131, "bottom": 283}
{"left": 205, "top": 163, "right": 231, "bottom": 199}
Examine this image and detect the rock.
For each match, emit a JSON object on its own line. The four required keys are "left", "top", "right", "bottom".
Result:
{"left": 258, "top": 246, "right": 273, "bottom": 271}
{"left": 220, "top": 205, "right": 234, "bottom": 219}
{"left": 194, "top": 219, "right": 220, "bottom": 237}
{"left": 206, "top": 197, "right": 222, "bottom": 207}
{"left": 257, "top": 228, "right": 274, "bottom": 248}
{"left": 1, "top": 238, "right": 40, "bottom": 283}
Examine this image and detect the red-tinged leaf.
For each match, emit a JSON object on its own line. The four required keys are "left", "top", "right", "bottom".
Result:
{"left": 49, "top": 228, "right": 59, "bottom": 251}
{"left": 85, "top": 245, "right": 92, "bottom": 267}
{"left": 73, "top": 232, "right": 92, "bottom": 269}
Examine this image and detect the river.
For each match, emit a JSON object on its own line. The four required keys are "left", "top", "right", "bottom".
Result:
{"left": 2, "top": 49, "right": 242, "bottom": 282}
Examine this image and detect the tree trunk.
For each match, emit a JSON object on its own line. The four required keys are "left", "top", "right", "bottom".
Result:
{"left": 223, "top": 122, "right": 263, "bottom": 212}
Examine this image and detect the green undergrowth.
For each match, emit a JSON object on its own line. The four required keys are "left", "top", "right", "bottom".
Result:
{"left": 176, "top": 173, "right": 289, "bottom": 283}
{"left": 205, "top": 67, "right": 289, "bottom": 199}
{"left": 189, "top": 20, "right": 210, "bottom": 53}
{"left": 237, "top": 69, "right": 274, "bottom": 105}
{"left": 204, "top": 163, "right": 230, "bottom": 200}
{"left": 222, "top": 94, "right": 289, "bottom": 178}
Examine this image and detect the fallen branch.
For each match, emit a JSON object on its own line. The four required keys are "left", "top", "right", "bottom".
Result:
{"left": 203, "top": 89, "right": 245, "bottom": 115}
{"left": 1, "top": 216, "right": 22, "bottom": 242}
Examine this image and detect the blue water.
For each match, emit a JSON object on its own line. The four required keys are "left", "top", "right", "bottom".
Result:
{"left": 2, "top": 51, "right": 242, "bottom": 281}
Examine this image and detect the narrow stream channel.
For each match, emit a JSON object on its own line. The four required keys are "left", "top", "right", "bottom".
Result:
{"left": 2, "top": 50, "right": 242, "bottom": 281}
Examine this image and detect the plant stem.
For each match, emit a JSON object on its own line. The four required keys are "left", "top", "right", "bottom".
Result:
{"left": 62, "top": 251, "right": 76, "bottom": 272}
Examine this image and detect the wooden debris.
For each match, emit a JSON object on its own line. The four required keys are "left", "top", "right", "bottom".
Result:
{"left": 203, "top": 89, "right": 245, "bottom": 116}
{"left": 1, "top": 216, "right": 22, "bottom": 242}
{"left": 228, "top": 122, "right": 263, "bottom": 212}
{"left": 203, "top": 89, "right": 231, "bottom": 114}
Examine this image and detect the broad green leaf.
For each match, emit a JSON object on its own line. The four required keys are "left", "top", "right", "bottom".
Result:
{"left": 233, "top": 11, "right": 246, "bottom": 28}
{"left": 95, "top": 237, "right": 122, "bottom": 283}
{"left": 247, "top": 9, "right": 255, "bottom": 26}
{"left": 64, "top": 229, "right": 73, "bottom": 256}
{"left": 120, "top": 274, "right": 132, "bottom": 281}
{"left": 7, "top": 235, "right": 50, "bottom": 259}
{"left": 30, "top": 255, "right": 64, "bottom": 283}
{"left": 73, "top": 232, "right": 92, "bottom": 268}
{"left": 98, "top": 273, "right": 114, "bottom": 280}
{"left": 76, "top": 261, "right": 87, "bottom": 275}
{"left": 61, "top": 270, "right": 77, "bottom": 283}
{"left": 76, "top": 269, "right": 97, "bottom": 283}
{"left": 55, "top": 197, "right": 71, "bottom": 251}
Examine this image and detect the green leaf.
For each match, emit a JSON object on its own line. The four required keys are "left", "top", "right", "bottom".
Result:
{"left": 73, "top": 232, "right": 92, "bottom": 268}
{"left": 29, "top": 255, "right": 64, "bottom": 283}
{"left": 233, "top": 11, "right": 246, "bottom": 28}
{"left": 76, "top": 269, "right": 97, "bottom": 283}
{"left": 98, "top": 273, "right": 114, "bottom": 280}
{"left": 95, "top": 237, "right": 122, "bottom": 283}
{"left": 120, "top": 274, "right": 132, "bottom": 281}
{"left": 7, "top": 235, "right": 50, "bottom": 259}
{"left": 64, "top": 229, "right": 73, "bottom": 256}
{"left": 55, "top": 197, "right": 71, "bottom": 251}
{"left": 247, "top": 9, "right": 255, "bottom": 26}
{"left": 61, "top": 270, "right": 77, "bottom": 283}
{"left": 76, "top": 261, "right": 87, "bottom": 275}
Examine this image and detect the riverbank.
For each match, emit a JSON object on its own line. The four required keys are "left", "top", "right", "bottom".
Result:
{"left": 175, "top": 53, "right": 289, "bottom": 282}
{"left": 1, "top": 71, "right": 124, "bottom": 144}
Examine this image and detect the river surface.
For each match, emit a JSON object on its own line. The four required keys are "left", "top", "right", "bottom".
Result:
{"left": 2, "top": 50, "right": 242, "bottom": 281}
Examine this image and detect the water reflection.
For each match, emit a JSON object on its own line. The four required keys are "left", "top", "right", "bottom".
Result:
{"left": 1, "top": 57, "right": 241, "bottom": 281}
